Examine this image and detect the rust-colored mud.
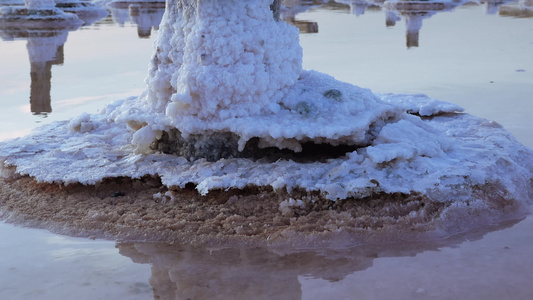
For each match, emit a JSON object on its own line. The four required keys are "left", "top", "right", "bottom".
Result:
{"left": 0, "top": 175, "right": 459, "bottom": 248}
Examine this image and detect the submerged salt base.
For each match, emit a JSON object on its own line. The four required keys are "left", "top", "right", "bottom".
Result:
{"left": 0, "top": 0, "right": 532, "bottom": 246}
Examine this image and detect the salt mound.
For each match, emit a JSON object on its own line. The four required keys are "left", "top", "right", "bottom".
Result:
{"left": 0, "top": 0, "right": 532, "bottom": 245}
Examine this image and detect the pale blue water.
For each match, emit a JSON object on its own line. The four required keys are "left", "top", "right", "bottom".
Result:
{"left": 1, "top": 1, "right": 532, "bottom": 299}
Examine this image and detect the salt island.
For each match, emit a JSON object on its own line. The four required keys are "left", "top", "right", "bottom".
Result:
{"left": 0, "top": 0, "right": 531, "bottom": 247}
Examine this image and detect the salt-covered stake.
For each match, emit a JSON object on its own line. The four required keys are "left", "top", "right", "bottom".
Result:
{"left": 270, "top": 0, "right": 281, "bottom": 21}
{"left": 125, "top": 0, "right": 399, "bottom": 161}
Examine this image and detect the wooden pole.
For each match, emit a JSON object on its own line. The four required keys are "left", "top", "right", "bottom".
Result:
{"left": 270, "top": 0, "right": 281, "bottom": 21}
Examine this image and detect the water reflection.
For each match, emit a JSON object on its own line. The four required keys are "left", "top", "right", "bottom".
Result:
{"left": 481, "top": 0, "right": 517, "bottom": 14}
{"left": 384, "top": 0, "right": 470, "bottom": 48}
{"left": 56, "top": 0, "right": 109, "bottom": 26}
{"left": 0, "top": 2, "right": 107, "bottom": 116}
{"left": 0, "top": 29, "right": 69, "bottom": 115}
{"left": 117, "top": 219, "right": 520, "bottom": 300}
{"left": 28, "top": 32, "right": 66, "bottom": 115}
{"left": 334, "top": 0, "right": 381, "bottom": 16}
{"left": 499, "top": 0, "right": 533, "bottom": 17}
{"left": 284, "top": 0, "right": 532, "bottom": 47}
{"left": 108, "top": 0, "right": 165, "bottom": 38}
{"left": 1, "top": 0, "right": 531, "bottom": 118}
{"left": 281, "top": 0, "right": 322, "bottom": 33}
{"left": 0, "top": 0, "right": 108, "bottom": 26}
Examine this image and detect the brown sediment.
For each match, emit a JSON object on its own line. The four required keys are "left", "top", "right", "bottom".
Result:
{"left": 0, "top": 175, "right": 527, "bottom": 248}
{"left": 0, "top": 175, "right": 457, "bottom": 248}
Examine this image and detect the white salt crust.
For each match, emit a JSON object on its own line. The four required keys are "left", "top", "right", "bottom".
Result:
{"left": 1, "top": 91, "right": 531, "bottom": 205}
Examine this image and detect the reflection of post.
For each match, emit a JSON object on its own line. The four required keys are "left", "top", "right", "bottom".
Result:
{"left": 108, "top": 1, "right": 165, "bottom": 38}
{"left": 499, "top": 0, "right": 533, "bottom": 17}
{"left": 115, "top": 221, "right": 516, "bottom": 300}
{"left": 348, "top": 1, "right": 370, "bottom": 16}
{"left": 482, "top": 0, "right": 516, "bottom": 15}
{"left": 279, "top": 0, "right": 320, "bottom": 33}
{"left": 117, "top": 243, "right": 366, "bottom": 300}
{"left": 128, "top": 5, "right": 150, "bottom": 38}
{"left": 283, "top": 17, "right": 319, "bottom": 33}
{"left": 129, "top": 4, "right": 165, "bottom": 38}
{"left": 118, "top": 244, "right": 304, "bottom": 299}
{"left": 385, "top": 10, "right": 399, "bottom": 27}
{"left": 384, "top": 1, "right": 461, "bottom": 48}
{"left": 405, "top": 14, "right": 423, "bottom": 48}
{"left": 26, "top": 31, "right": 68, "bottom": 115}
{"left": 30, "top": 61, "right": 52, "bottom": 114}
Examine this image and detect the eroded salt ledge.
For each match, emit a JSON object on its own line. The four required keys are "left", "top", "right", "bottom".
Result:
{"left": 1, "top": 0, "right": 532, "bottom": 246}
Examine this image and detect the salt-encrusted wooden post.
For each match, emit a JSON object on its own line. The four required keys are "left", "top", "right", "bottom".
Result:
{"left": 270, "top": 0, "right": 281, "bottom": 21}
{"left": 132, "top": 0, "right": 303, "bottom": 160}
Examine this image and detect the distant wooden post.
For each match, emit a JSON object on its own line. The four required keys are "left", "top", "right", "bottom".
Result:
{"left": 24, "top": 0, "right": 56, "bottom": 9}
{"left": 270, "top": 0, "right": 281, "bottom": 21}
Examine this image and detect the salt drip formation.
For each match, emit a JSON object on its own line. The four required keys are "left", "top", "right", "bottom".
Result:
{"left": 0, "top": 0, "right": 532, "bottom": 245}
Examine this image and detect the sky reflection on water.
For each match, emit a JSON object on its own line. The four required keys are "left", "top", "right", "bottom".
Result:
{"left": 1, "top": 215, "right": 532, "bottom": 299}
